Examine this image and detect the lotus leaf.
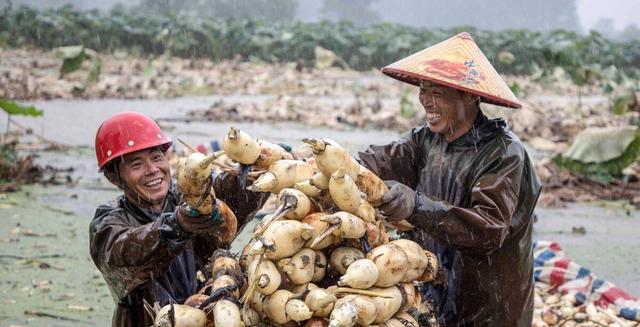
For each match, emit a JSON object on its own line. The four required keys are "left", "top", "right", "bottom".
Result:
{"left": 563, "top": 126, "right": 638, "bottom": 164}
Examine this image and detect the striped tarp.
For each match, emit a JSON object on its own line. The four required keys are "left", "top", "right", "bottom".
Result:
{"left": 533, "top": 240, "right": 640, "bottom": 321}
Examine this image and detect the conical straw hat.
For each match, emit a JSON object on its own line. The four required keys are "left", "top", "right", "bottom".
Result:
{"left": 382, "top": 32, "right": 521, "bottom": 109}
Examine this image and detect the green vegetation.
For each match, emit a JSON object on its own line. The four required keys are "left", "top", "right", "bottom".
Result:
{"left": 1, "top": 5, "right": 639, "bottom": 79}
{"left": 53, "top": 45, "right": 102, "bottom": 87}
{"left": 0, "top": 99, "right": 43, "bottom": 117}
{"left": 554, "top": 127, "right": 640, "bottom": 183}
{"left": 1, "top": 99, "right": 43, "bottom": 189}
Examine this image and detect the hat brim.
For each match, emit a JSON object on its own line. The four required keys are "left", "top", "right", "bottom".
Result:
{"left": 382, "top": 67, "right": 522, "bottom": 109}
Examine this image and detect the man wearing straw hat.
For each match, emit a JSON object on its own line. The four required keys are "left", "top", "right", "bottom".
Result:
{"left": 359, "top": 33, "right": 541, "bottom": 326}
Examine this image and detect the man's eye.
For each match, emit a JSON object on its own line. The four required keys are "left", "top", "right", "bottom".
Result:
{"left": 152, "top": 154, "right": 164, "bottom": 161}
{"left": 130, "top": 162, "right": 142, "bottom": 169}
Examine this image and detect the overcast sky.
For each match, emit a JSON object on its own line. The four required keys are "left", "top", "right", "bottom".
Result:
{"left": 577, "top": 0, "right": 640, "bottom": 31}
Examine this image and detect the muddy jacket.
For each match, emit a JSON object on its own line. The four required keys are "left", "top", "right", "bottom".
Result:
{"left": 89, "top": 174, "right": 267, "bottom": 327}
{"left": 359, "top": 112, "right": 541, "bottom": 327}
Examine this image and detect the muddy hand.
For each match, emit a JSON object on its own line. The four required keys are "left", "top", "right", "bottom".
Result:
{"left": 177, "top": 203, "right": 222, "bottom": 235}
{"left": 379, "top": 180, "right": 415, "bottom": 221}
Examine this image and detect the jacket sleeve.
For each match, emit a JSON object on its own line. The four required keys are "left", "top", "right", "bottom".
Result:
{"left": 406, "top": 145, "right": 524, "bottom": 255}
{"left": 213, "top": 172, "right": 270, "bottom": 229}
{"left": 89, "top": 207, "right": 191, "bottom": 299}
{"left": 357, "top": 125, "right": 427, "bottom": 189}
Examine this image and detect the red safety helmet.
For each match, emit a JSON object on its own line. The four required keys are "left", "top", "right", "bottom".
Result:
{"left": 95, "top": 112, "right": 172, "bottom": 170}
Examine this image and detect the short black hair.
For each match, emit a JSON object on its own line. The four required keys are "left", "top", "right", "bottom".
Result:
{"left": 102, "top": 158, "right": 124, "bottom": 189}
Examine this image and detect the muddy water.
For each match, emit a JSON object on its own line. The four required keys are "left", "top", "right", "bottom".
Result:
{"left": 0, "top": 184, "right": 116, "bottom": 327}
{"left": 3, "top": 96, "right": 401, "bottom": 148}
{"left": 0, "top": 97, "right": 638, "bottom": 327}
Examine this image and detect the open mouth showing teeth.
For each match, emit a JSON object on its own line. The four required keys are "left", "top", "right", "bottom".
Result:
{"left": 427, "top": 112, "right": 442, "bottom": 122}
{"left": 144, "top": 178, "right": 162, "bottom": 188}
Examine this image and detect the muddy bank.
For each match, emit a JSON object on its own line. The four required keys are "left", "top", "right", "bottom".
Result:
{"left": 0, "top": 48, "right": 398, "bottom": 100}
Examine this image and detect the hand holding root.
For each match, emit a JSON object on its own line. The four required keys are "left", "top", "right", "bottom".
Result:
{"left": 379, "top": 180, "right": 416, "bottom": 222}
{"left": 177, "top": 198, "right": 238, "bottom": 245}
{"left": 177, "top": 170, "right": 238, "bottom": 246}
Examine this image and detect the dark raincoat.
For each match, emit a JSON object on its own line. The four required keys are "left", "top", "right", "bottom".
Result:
{"left": 359, "top": 112, "right": 541, "bottom": 326}
{"left": 89, "top": 174, "right": 267, "bottom": 327}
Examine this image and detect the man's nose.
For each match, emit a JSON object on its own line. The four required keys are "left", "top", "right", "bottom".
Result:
{"left": 420, "top": 92, "right": 434, "bottom": 108}
{"left": 143, "top": 159, "right": 160, "bottom": 174}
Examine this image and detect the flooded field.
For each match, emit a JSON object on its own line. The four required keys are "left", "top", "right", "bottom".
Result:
{"left": 1, "top": 97, "right": 639, "bottom": 326}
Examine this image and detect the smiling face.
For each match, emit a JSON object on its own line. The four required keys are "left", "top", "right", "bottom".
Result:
{"left": 418, "top": 81, "right": 479, "bottom": 142}
{"left": 115, "top": 147, "right": 171, "bottom": 212}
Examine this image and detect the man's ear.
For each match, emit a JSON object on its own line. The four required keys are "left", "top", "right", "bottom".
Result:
{"left": 104, "top": 166, "right": 124, "bottom": 190}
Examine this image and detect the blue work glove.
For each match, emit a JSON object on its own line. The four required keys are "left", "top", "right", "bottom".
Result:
{"left": 379, "top": 180, "right": 416, "bottom": 222}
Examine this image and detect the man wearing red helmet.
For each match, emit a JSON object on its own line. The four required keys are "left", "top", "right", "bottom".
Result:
{"left": 359, "top": 33, "right": 541, "bottom": 326}
{"left": 90, "top": 112, "right": 266, "bottom": 326}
